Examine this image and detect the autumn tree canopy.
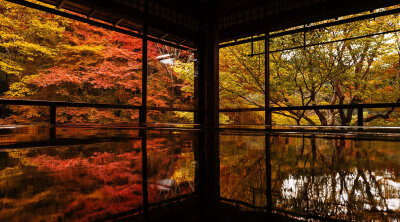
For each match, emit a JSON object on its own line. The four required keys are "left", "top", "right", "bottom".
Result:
{"left": 0, "top": 0, "right": 194, "bottom": 125}
{"left": 220, "top": 11, "right": 400, "bottom": 126}
{"left": 1, "top": 0, "right": 400, "bottom": 126}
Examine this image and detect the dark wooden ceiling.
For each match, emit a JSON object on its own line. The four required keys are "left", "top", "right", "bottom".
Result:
{"left": 8, "top": 0, "right": 400, "bottom": 48}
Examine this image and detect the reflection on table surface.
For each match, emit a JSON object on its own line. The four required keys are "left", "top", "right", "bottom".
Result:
{"left": 1, "top": 125, "right": 400, "bottom": 221}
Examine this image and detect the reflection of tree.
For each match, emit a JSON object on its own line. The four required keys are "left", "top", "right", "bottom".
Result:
{"left": 274, "top": 136, "right": 400, "bottom": 220}
{"left": 0, "top": 141, "right": 144, "bottom": 222}
{"left": 220, "top": 135, "right": 267, "bottom": 207}
{"left": 0, "top": 134, "right": 196, "bottom": 221}
{"left": 146, "top": 131, "right": 196, "bottom": 203}
{"left": 220, "top": 134, "right": 400, "bottom": 220}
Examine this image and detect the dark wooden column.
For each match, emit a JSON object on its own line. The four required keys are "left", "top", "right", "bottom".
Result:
{"left": 139, "top": 34, "right": 147, "bottom": 126}
{"left": 265, "top": 32, "right": 271, "bottom": 126}
{"left": 196, "top": 3, "right": 219, "bottom": 128}
{"left": 358, "top": 107, "right": 363, "bottom": 126}
{"left": 195, "top": 2, "right": 220, "bottom": 220}
{"left": 139, "top": 0, "right": 148, "bottom": 126}
{"left": 194, "top": 51, "right": 203, "bottom": 125}
{"left": 50, "top": 105, "right": 56, "bottom": 125}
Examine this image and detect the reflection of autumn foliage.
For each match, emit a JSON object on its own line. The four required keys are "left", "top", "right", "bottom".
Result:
{"left": 220, "top": 135, "right": 267, "bottom": 207}
{"left": 0, "top": 133, "right": 196, "bottom": 221}
{"left": 30, "top": 147, "right": 143, "bottom": 221}
{"left": 271, "top": 136, "right": 400, "bottom": 220}
{"left": 0, "top": 141, "right": 144, "bottom": 221}
{"left": 220, "top": 134, "right": 400, "bottom": 220}
{"left": 0, "top": 126, "right": 140, "bottom": 145}
{"left": 147, "top": 151, "right": 195, "bottom": 203}
{"left": 0, "top": 126, "right": 49, "bottom": 144}
{"left": 146, "top": 132, "right": 196, "bottom": 203}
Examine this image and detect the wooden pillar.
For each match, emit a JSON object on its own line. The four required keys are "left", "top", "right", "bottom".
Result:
{"left": 358, "top": 107, "right": 363, "bottom": 126}
{"left": 50, "top": 105, "right": 56, "bottom": 125}
{"left": 139, "top": 1, "right": 148, "bottom": 126}
{"left": 194, "top": 51, "right": 204, "bottom": 125}
{"left": 195, "top": 2, "right": 220, "bottom": 220}
{"left": 197, "top": 3, "right": 219, "bottom": 128}
{"left": 140, "top": 0, "right": 149, "bottom": 215}
{"left": 265, "top": 32, "right": 271, "bottom": 126}
{"left": 140, "top": 36, "right": 147, "bottom": 126}
{"left": 205, "top": 24, "right": 219, "bottom": 128}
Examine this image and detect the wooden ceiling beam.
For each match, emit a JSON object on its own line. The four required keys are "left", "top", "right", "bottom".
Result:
{"left": 56, "top": 0, "right": 67, "bottom": 9}
{"left": 219, "top": 0, "right": 400, "bottom": 43}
